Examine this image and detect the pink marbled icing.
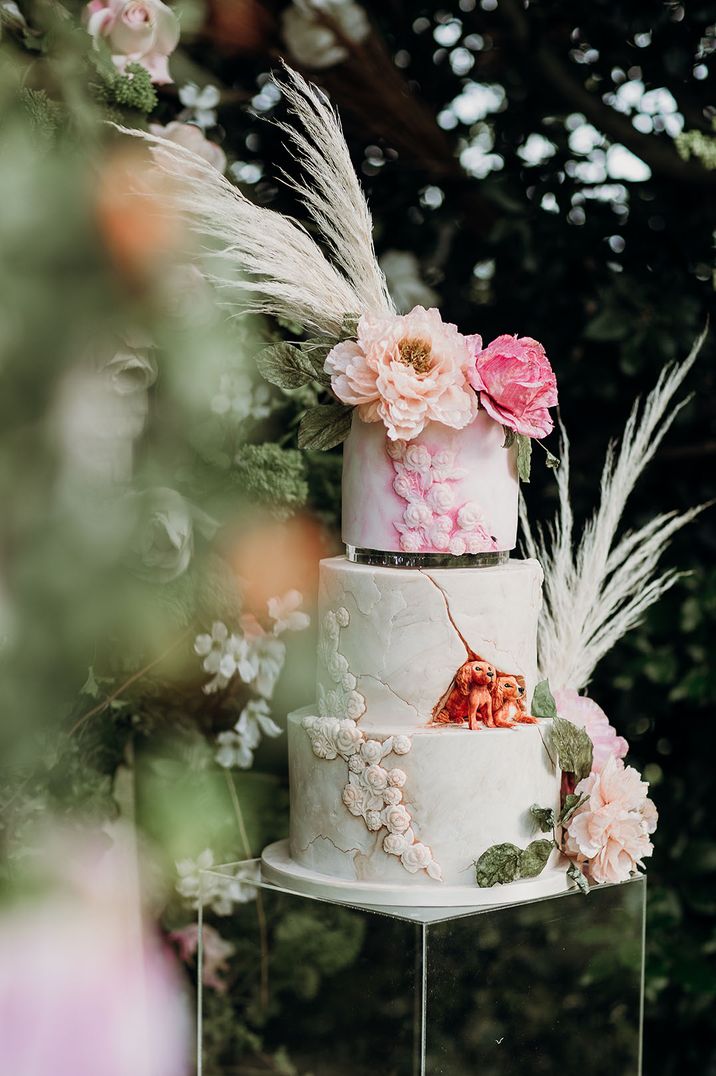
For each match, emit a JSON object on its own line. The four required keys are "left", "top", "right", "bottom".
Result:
{"left": 342, "top": 411, "right": 518, "bottom": 554}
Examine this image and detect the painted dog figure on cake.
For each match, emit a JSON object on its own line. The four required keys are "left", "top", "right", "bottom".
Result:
{"left": 433, "top": 657, "right": 538, "bottom": 730}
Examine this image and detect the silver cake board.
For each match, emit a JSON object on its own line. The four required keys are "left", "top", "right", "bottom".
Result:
{"left": 261, "top": 839, "right": 571, "bottom": 910}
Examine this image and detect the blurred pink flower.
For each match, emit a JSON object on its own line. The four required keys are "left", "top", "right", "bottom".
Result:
{"left": 468, "top": 333, "right": 557, "bottom": 439}
{"left": 149, "top": 122, "right": 227, "bottom": 172}
{"left": 86, "top": 0, "right": 180, "bottom": 84}
{"left": 564, "top": 756, "right": 657, "bottom": 885}
{"left": 325, "top": 306, "right": 478, "bottom": 441}
{"left": 170, "top": 923, "right": 235, "bottom": 993}
{"left": 0, "top": 829, "right": 191, "bottom": 1076}
{"left": 554, "top": 689, "right": 629, "bottom": 773}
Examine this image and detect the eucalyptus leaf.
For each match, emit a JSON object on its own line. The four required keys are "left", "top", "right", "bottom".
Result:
{"left": 530, "top": 804, "right": 556, "bottom": 833}
{"left": 516, "top": 434, "right": 532, "bottom": 482}
{"left": 532, "top": 680, "right": 557, "bottom": 719}
{"left": 558, "top": 792, "right": 589, "bottom": 826}
{"left": 519, "top": 839, "right": 553, "bottom": 879}
{"left": 567, "top": 862, "right": 590, "bottom": 895}
{"left": 299, "top": 341, "right": 333, "bottom": 385}
{"left": 545, "top": 450, "right": 560, "bottom": 470}
{"left": 502, "top": 427, "right": 516, "bottom": 449}
{"left": 298, "top": 404, "right": 353, "bottom": 451}
{"left": 552, "top": 716, "right": 594, "bottom": 782}
{"left": 256, "top": 343, "right": 316, "bottom": 389}
{"left": 474, "top": 842, "right": 523, "bottom": 887}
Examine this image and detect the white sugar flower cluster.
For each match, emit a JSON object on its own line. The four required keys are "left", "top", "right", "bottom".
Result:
{"left": 317, "top": 605, "right": 366, "bottom": 722}
{"left": 175, "top": 849, "right": 259, "bottom": 914}
{"left": 303, "top": 714, "right": 442, "bottom": 881}
{"left": 389, "top": 441, "right": 498, "bottom": 556}
{"left": 194, "top": 591, "right": 310, "bottom": 770}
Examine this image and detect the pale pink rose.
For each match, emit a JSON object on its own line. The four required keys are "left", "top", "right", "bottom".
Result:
{"left": 564, "top": 756, "right": 656, "bottom": 885}
{"left": 400, "top": 529, "right": 423, "bottom": 553}
{"left": 468, "top": 334, "right": 557, "bottom": 439}
{"left": 449, "top": 535, "right": 467, "bottom": 556}
{"left": 325, "top": 306, "right": 478, "bottom": 440}
{"left": 85, "top": 0, "right": 180, "bottom": 85}
{"left": 554, "top": 690, "right": 629, "bottom": 773}
{"left": 426, "top": 482, "right": 455, "bottom": 513}
{"left": 403, "top": 502, "right": 433, "bottom": 529}
{"left": 150, "top": 122, "right": 226, "bottom": 172}
{"left": 169, "top": 923, "right": 234, "bottom": 993}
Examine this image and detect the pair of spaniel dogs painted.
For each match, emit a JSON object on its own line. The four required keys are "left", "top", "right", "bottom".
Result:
{"left": 433, "top": 656, "right": 538, "bottom": 731}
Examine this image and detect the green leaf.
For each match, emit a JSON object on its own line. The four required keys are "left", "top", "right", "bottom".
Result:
{"left": 516, "top": 433, "right": 532, "bottom": 482}
{"left": 558, "top": 792, "right": 589, "bottom": 826}
{"left": 545, "top": 449, "right": 560, "bottom": 470}
{"left": 531, "top": 680, "right": 557, "bottom": 719}
{"left": 552, "top": 716, "right": 594, "bottom": 782}
{"left": 519, "top": 839, "right": 553, "bottom": 879}
{"left": 80, "top": 666, "right": 100, "bottom": 698}
{"left": 299, "top": 342, "right": 333, "bottom": 386}
{"left": 502, "top": 427, "right": 516, "bottom": 449}
{"left": 530, "top": 804, "right": 556, "bottom": 833}
{"left": 341, "top": 312, "right": 360, "bottom": 338}
{"left": 567, "top": 862, "right": 590, "bottom": 895}
{"left": 298, "top": 404, "right": 353, "bottom": 451}
{"left": 474, "top": 843, "right": 523, "bottom": 887}
{"left": 256, "top": 343, "right": 317, "bottom": 390}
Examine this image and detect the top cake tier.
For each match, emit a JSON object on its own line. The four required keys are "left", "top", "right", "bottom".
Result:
{"left": 341, "top": 412, "right": 519, "bottom": 560}
{"left": 317, "top": 556, "right": 542, "bottom": 730}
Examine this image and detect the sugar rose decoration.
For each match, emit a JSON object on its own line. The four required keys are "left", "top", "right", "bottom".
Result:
{"left": 468, "top": 333, "right": 558, "bottom": 439}
{"left": 324, "top": 306, "right": 478, "bottom": 441}
{"left": 86, "top": 0, "right": 180, "bottom": 85}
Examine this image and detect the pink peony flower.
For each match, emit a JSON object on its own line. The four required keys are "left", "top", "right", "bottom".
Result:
{"left": 467, "top": 333, "right": 557, "bottom": 439}
{"left": 554, "top": 689, "right": 629, "bottom": 773}
{"left": 564, "top": 756, "right": 657, "bottom": 885}
{"left": 149, "top": 122, "right": 226, "bottom": 172}
{"left": 86, "top": 0, "right": 180, "bottom": 85}
{"left": 169, "top": 923, "right": 235, "bottom": 993}
{"left": 325, "top": 306, "right": 478, "bottom": 441}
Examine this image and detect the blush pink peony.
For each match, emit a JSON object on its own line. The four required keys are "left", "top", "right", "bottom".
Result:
{"left": 150, "top": 121, "right": 226, "bottom": 172}
{"left": 325, "top": 306, "right": 478, "bottom": 441}
{"left": 564, "top": 756, "right": 657, "bottom": 885}
{"left": 468, "top": 333, "right": 557, "bottom": 439}
{"left": 86, "top": 0, "right": 180, "bottom": 85}
{"left": 554, "top": 690, "right": 629, "bottom": 773}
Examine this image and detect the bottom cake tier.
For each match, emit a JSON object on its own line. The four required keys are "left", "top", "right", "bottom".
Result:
{"left": 286, "top": 707, "right": 562, "bottom": 898}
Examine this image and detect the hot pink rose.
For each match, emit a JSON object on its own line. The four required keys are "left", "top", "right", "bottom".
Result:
{"left": 468, "top": 333, "right": 557, "bottom": 439}
{"left": 150, "top": 122, "right": 227, "bottom": 172}
{"left": 564, "top": 756, "right": 657, "bottom": 885}
{"left": 86, "top": 0, "right": 180, "bottom": 85}
{"left": 554, "top": 690, "right": 628, "bottom": 773}
{"left": 325, "top": 306, "right": 478, "bottom": 441}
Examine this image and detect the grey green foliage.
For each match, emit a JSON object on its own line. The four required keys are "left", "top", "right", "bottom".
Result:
{"left": 516, "top": 433, "right": 532, "bottom": 482}
{"left": 551, "top": 717, "right": 594, "bottom": 782}
{"left": 475, "top": 837, "right": 554, "bottom": 887}
{"left": 298, "top": 403, "right": 353, "bottom": 451}
{"left": 532, "top": 680, "right": 557, "bottom": 719}
{"left": 567, "top": 862, "right": 590, "bottom": 895}
{"left": 233, "top": 444, "right": 309, "bottom": 518}
{"left": 530, "top": 804, "right": 556, "bottom": 833}
{"left": 559, "top": 792, "right": 590, "bottom": 826}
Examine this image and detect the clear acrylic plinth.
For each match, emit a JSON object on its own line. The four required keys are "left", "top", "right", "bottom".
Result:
{"left": 198, "top": 861, "right": 645, "bottom": 1075}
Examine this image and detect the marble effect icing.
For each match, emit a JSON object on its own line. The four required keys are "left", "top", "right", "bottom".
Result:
{"left": 341, "top": 411, "right": 519, "bottom": 554}
{"left": 289, "top": 709, "right": 560, "bottom": 888}
{"left": 316, "top": 557, "right": 543, "bottom": 730}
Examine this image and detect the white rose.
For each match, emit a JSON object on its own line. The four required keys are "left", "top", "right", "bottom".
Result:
{"left": 335, "top": 606, "right": 350, "bottom": 628}
{"left": 427, "top": 521, "right": 451, "bottom": 551}
{"left": 393, "top": 735, "right": 412, "bottom": 756}
{"left": 403, "top": 502, "right": 433, "bottom": 529}
{"left": 399, "top": 530, "right": 423, "bottom": 553}
{"left": 342, "top": 783, "right": 365, "bottom": 816}
{"left": 456, "top": 501, "right": 485, "bottom": 532}
{"left": 430, "top": 450, "right": 457, "bottom": 481}
{"left": 393, "top": 472, "right": 416, "bottom": 501}
{"left": 345, "top": 690, "right": 366, "bottom": 721}
{"left": 364, "top": 765, "right": 389, "bottom": 792}
{"left": 388, "top": 767, "right": 407, "bottom": 788}
{"left": 449, "top": 535, "right": 467, "bottom": 557}
{"left": 102, "top": 350, "right": 158, "bottom": 396}
{"left": 383, "top": 832, "right": 409, "bottom": 856}
{"left": 403, "top": 444, "right": 432, "bottom": 474}
{"left": 365, "top": 810, "right": 383, "bottom": 832}
{"left": 323, "top": 610, "right": 339, "bottom": 641}
{"left": 361, "top": 739, "right": 383, "bottom": 764}
{"left": 348, "top": 754, "right": 366, "bottom": 774}
{"left": 386, "top": 439, "right": 407, "bottom": 461}
{"left": 383, "top": 787, "right": 402, "bottom": 806}
{"left": 426, "top": 483, "right": 455, "bottom": 513}
{"left": 383, "top": 804, "right": 411, "bottom": 834}
{"left": 128, "top": 486, "right": 199, "bottom": 583}
{"left": 334, "top": 719, "right": 362, "bottom": 758}
{"left": 342, "top": 671, "right": 357, "bottom": 691}
{"left": 401, "top": 842, "right": 434, "bottom": 874}
{"left": 310, "top": 733, "right": 338, "bottom": 760}
{"left": 326, "top": 650, "right": 349, "bottom": 681}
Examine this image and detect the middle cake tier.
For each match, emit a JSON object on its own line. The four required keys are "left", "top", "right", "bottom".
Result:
{"left": 316, "top": 556, "right": 543, "bottom": 730}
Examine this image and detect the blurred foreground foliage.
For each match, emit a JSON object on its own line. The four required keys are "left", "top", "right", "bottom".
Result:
{"left": 0, "top": 1, "right": 714, "bottom": 1074}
